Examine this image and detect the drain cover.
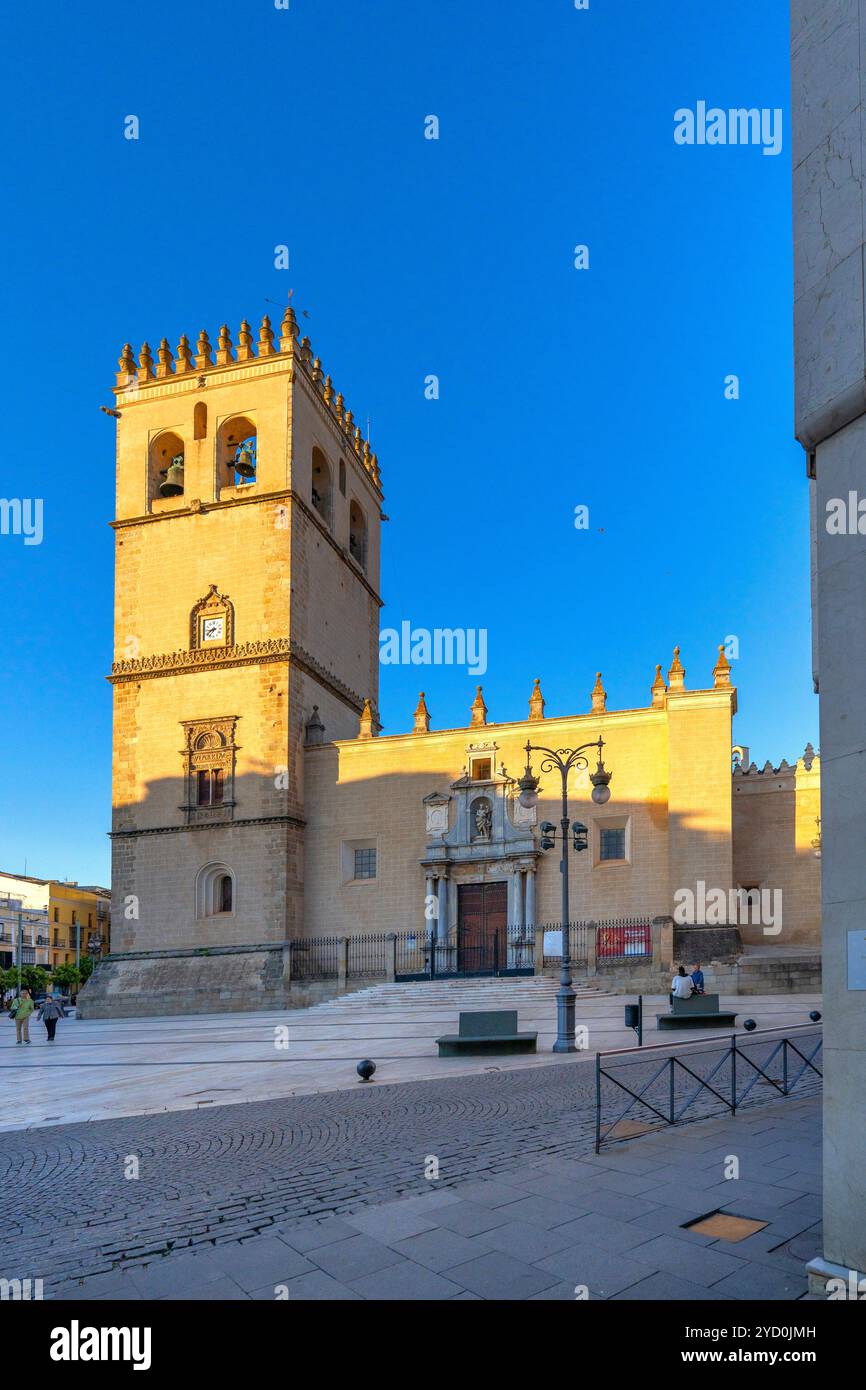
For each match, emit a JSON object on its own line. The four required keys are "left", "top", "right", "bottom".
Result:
{"left": 685, "top": 1212, "right": 768, "bottom": 1242}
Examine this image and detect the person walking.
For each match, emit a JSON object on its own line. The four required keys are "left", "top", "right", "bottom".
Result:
{"left": 38, "top": 991, "right": 64, "bottom": 1043}
{"left": 11, "top": 988, "right": 34, "bottom": 1044}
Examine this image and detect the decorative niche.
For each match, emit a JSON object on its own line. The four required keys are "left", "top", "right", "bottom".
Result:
{"left": 190, "top": 584, "right": 235, "bottom": 651}
{"left": 180, "top": 717, "right": 239, "bottom": 825}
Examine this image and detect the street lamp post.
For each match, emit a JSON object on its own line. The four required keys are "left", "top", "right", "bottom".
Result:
{"left": 518, "top": 738, "right": 612, "bottom": 1053}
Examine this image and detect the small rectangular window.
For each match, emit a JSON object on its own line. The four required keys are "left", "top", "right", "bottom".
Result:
{"left": 197, "top": 770, "right": 211, "bottom": 806}
{"left": 470, "top": 758, "right": 492, "bottom": 781}
{"left": 600, "top": 828, "right": 626, "bottom": 861}
{"left": 212, "top": 769, "right": 224, "bottom": 804}
{"left": 339, "top": 458, "right": 346, "bottom": 495}
{"left": 353, "top": 847, "right": 377, "bottom": 880}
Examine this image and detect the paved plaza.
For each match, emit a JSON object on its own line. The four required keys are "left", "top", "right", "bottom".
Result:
{"left": 4, "top": 981, "right": 824, "bottom": 1301}
{"left": 4, "top": 977, "right": 822, "bottom": 1129}
{"left": 41, "top": 1092, "right": 822, "bottom": 1302}
{"left": 2, "top": 1025, "right": 822, "bottom": 1300}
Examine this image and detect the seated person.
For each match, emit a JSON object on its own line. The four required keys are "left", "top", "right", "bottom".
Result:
{"left": 670, "top": 965, "right": 694, "bottom": 1002}
{"left": 690, "top": 962, "right": 705, "bottom": 995}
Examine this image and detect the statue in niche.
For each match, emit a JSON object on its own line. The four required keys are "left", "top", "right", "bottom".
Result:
{"left": 473, "top": 798, "right": 492, "bottom": 841}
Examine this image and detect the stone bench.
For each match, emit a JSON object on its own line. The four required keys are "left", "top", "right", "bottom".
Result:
{"left": 656, "top": 993, "right": 738, "bottom": 1030}
{"left": 436, "top": 1009, "right": 537, "bottom": 1057}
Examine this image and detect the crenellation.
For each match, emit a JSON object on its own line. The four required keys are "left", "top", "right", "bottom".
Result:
{"left": 114, "top": 311, "right": 382, "bottom": 490}
{"left": 137, "top": 342, "right": 155, "bottom": 382}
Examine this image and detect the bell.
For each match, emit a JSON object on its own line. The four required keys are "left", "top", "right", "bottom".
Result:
{"left": 159, "top": 456, "right": 184, "bottom": 497}
{"left": 235, "top": 445, "right": 256, "bottom": 478}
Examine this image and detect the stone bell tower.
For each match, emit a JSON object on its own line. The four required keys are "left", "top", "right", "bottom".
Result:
{"left": 103, "top": 308, "right": 383, "bottom": 984}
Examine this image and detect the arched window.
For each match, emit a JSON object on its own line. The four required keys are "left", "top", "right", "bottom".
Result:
{"left": 218, "top": 414, "right": 257, "bottom": 487}
{"left": 149, "top": 430, "right": 185, "bottom": 503}
{"left": 194, "top": 401, "right": 207, "bottom": 440}
{"left": 349, "top": 499, "right": 367, "bottom": 569}
{"left": 311, "top": 447, "right": 333, "bottom": 526}
{"left": 196, "top": 863, "right": 236, "bottom": 919}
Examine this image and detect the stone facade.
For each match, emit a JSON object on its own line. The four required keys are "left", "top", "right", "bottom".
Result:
{"left": 304, "top": 658, "right": 739, "bottom": 940}
{"left": 84, "top": 307, "right": 821, "bottom": 1022}
{"left": 732, "top": 745, "right": 822, "bottom": 946}
{"left": 106, "top": 310, "right": 382, "bottom": 957}
{"left": 792, "top": 0, "right": 866, "bottom": 1286}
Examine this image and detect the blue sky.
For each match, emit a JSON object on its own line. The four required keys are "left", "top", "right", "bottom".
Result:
{"left": 1, "top": 0, "right": 809, "bottom": 887}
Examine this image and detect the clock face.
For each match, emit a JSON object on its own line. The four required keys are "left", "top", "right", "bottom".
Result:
{"left": 202, "top": 617, "right": 224, "bottom": 643}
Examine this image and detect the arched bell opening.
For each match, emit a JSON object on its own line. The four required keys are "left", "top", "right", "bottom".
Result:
{"left": 311, "top": 447, "right": 333, "bottom": 527}
{"left": 150, "top": 430, "right": 185, "bottom": 502}
{"left": 349, "top": 498, "right": 368, "bottom": 569}
{"left": 218, "top": 414, "right": 257, "bottom": 488}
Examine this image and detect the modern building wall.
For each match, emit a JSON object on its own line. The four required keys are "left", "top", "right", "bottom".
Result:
{"left": 0, "top": 873, "right": 50, "bottom": 970}
{"left": 792, "top": 0, "right": 866, "bottom": 1282}
{"left": 0, "top": 874, "right": 109, "bottom": 972}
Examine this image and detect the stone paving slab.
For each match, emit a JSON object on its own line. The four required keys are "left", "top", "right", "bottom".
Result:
{"left": 46, "top": 1092, "right": 822, "bottom": 1301}
{"left": 3, "top": 988, "right": 822, "bottom": 1130}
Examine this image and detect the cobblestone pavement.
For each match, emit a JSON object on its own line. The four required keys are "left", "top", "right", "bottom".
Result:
{"left": 53, "top": 1095, "right": 822, "bottom": 1302}
{"left": 5, "top": 1059, "right": 601, "bottom": 1290}
{"left": 2, "top": 1036, "right": 822, "bottom": 1295}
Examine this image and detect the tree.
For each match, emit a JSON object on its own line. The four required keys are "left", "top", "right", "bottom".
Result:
{"left": 52, "top": 963, "right": 82, "bottom": 992}
{"left": 1, "top": 964, "right": 50, "bottom": 996}
{"left": 79, "top": 956, "right": 95, "bottom": 982}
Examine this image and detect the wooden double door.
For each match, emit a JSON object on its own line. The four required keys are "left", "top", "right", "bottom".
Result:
{"left": 457, "top": 881, "right": 508, "bottom": 975}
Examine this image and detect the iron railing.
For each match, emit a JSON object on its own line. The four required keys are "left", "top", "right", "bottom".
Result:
{"left": 286, "top": 917, "right": 653, "bottom": 983}
{"left": 394, "top": 926, "right": 534, "bottom": 981}
{"left": 596, "top": 918, "right": 652, "bottom": 960}
{"left": 541, "top": 917, "right": 652, "bottom": 967}
{"left": 345, "top": 931, "right": 390, "bottom": 979}
{"left": 289, "top": 935, "right": 342, "bottom": 981}
{"left": 595, "top": 1025, "right": 823, "bottom": 1151}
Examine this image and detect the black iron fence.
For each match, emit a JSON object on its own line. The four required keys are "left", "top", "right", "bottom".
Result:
{"left": 541, "top": 918, "right": 652, "bottom": 967}
{"left": 287, "top": 917, "right": 655, "bottom": 984}
{"left": 595, "top": 1025, "right": 823, "bottom": 1151}
{"left": 288, "top": 926, "right": 538, "bottom": 982}
{"left": 395, "top": 926, "right": 534, "bottom": 981}
{"left": 346, "top": 931, "right": 392, "bottom": 979}
{"left": 289, "top": 935, "right": 342, "bottom": 981}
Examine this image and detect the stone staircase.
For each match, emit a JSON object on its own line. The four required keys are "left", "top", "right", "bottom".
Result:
{"left": 303, "top": 974, "right": 610, "bottom": 1016}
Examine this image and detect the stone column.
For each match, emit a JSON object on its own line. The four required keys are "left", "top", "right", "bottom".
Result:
{"left": 655, "top": 915, "right": 674, "bottom": 973}
{"left": 386, "top": 933, "right": 396, "bottom": 983}
{"left": 534, "top": 924, "right": 545, "bottom": 975}
{"left": 338, "top": 937, "right": 349, "bottom": 990}
{"left": 586, "top": 919, "right": 597, "bottom": 977}
{"left": 506, "top": 866, "right": 520, "bottom": 927}
{"left": 525, "top": 865, "right": 536, "bottom": 932}
{"left": 437, "top": 872, "right": 448, "bottom": 953}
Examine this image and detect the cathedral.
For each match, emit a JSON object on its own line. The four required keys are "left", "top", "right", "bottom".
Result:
{"left": 80, "top": 311, "right": 821, "bottom": 1016}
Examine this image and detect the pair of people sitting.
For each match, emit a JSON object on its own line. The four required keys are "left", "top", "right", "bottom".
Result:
{"left": 670, "top": 962, "right": 705, "bottom": 1001}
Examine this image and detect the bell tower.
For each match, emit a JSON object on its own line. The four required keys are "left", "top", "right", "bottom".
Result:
{"left": 107, "top": 308, "right": 383, "bottom": 957}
